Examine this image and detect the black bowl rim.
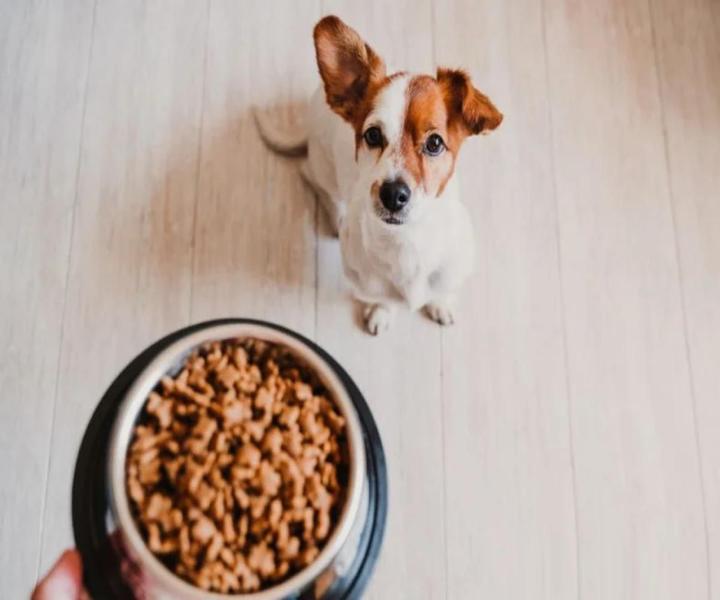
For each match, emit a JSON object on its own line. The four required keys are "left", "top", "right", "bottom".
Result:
{"left": 71, "top": 318, "right": 388, "bottom": 600}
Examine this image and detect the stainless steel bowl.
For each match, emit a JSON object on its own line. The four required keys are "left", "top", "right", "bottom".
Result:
{"left": 106, "top": 323, "right": 369, "bottom": 599}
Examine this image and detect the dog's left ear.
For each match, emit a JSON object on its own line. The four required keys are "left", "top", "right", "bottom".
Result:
{"left": 437, "top": 68, "right": 503, "bottom": 136}
{"left": 314, "top": 16, "right": 386, "bottom": 123}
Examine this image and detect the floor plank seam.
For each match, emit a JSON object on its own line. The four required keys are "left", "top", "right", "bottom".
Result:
{"left": 34, "top": 0, "right": 99, "bottom": 582}
{"left": 312, "top": 193, "right": 320, "bottom": 339}
{"left": 310, "top": 0, "right": 322, "bottom": 343}
{"left": 429, "top": 0, "right": 437, "bottom": 70}
{"left": 539, "top": 0, "right": 582, "bottom": 595}
{"left": 430, "top": 3, "right": 448, "bottom": 596}
{"left": 646, "top": 1, "right": 713, "bottom": 596}
{"left": 187, "top": 0, "right": 213, "bottom": 325}
{"left": 439, "top": 330, "right": 450, "bottom": 600}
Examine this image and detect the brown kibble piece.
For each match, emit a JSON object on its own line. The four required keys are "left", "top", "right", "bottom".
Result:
{"left": 128, "top": 476, "right": 144, "bottom": 504}
{"left": 195, "top": 481, "right": 216, "bottom": 511}
{"left": 262, "top": 427, "right": 283, "bottom": 455}
{"left": 298, "top": 455, "right": 317, "bottom": 478}
{"left": 179, "top": 525, "right": 191, "bottom": 556}
{"left": 294, "top": 382, "right": 313, "bottom": 401}
{"left": 232, "top": 347, "right": 248, "bottom": 368}
{"left": 279, "top": 405, "right": 300, "bottom": 428}
{"left": 316, "top": 510, "right": 331, "bottom": 540}
{"left": 276, "top": 520, "right": 290, "bottom": 549}
{"left": 192, "top": 516, "right": 216, "bottom": 545}
{"left": 299, "top": 545, "right": 319, "bottom": 567}
{"left": 223, "top": 513, "right": 236, "bottom": 543}
{"left": 278, "top": 455, "right": 304, "bottom": 498}
{"left": 145, "top": 493, "right": 171, "bottom": 521}
{"left": 217, "top": 364, "right": 241, "bottom": 389}
{"left": 268, "top": 499, "right": 283, "bottom": 528}
{"left": 193, "top": 417, "right": 217, "bottom": 445}
{"left": 249, "top": 495, "right": 269, "bottom": 520}
{"left": 281, "top": 536, "right": 300, "bottom": 560}
{"left": 147, "top": 523, "right": 162, "bottom": 552}
{"left": 212, "top": 491, "right": 225, "bottom": 520}
{"left": 244, "top": 420, "right": 265, "bottom": 442}
{"left": 206, "top": 532, "right": 224, "bottom": 563}
{"left": 156, "top": 401, "right": 174, "bottom": 429}
{"left": 248, "top": 543, "right": 276, "bottom": 578}
{"left": 258, "top": 461, "right": 282, "bottom": 496}
{"left": 233, "top": 486, "right": 250, "bottom": 509}
{"left": 237, "top": 443, "right": 261, "bottom": 469}
{"left": 283, "top": 428, "right": 304, "bottom": 458}
{"left": 223, "top": 400, "right": 249, "bottom": 427}
{"left": 255, "top": 387, "right": 274, "bottom": 410}
{"left": 220, "top": 546, "right": 236, "bottom": 568}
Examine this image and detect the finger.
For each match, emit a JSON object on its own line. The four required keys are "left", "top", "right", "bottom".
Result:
{"left": 32, "top": 549, "right": 85, "bottom": 600}
{"left": 111, "top": 530, "right": 147, "bottom": 599}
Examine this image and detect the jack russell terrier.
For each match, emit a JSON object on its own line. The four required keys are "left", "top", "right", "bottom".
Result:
{"left": 255, "top": 15, "right": 503, "bottom": 335}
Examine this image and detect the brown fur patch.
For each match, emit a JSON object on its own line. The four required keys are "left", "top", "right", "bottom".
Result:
{"left": 402, "top": 76, "right": 457, "bottom": 196}
{"left": 398, "top": 71, "right": 503, "bottom": 197}
{"left": 313, "top": 16, "right": 386, "bottom": 128}
{"left": 437, "top": 68, "right": 503, "bottom": 135}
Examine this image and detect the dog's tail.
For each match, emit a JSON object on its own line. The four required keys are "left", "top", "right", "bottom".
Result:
{"left": 253, "top": 107, "right": 308, "bottom": 156}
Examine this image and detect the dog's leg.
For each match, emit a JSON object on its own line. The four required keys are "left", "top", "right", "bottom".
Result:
{"left": 423, "top": 294, "right": 456, "bottom": 326}
{"left": 363, "top": 302, "right": 396, "bottom": 336}
{"left": 300, "top": 160, "right": 343, "bottom": 236}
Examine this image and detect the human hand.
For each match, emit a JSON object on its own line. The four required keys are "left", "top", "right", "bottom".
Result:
{"left": 31, "top": 549, "right": 88, "bottom": 600}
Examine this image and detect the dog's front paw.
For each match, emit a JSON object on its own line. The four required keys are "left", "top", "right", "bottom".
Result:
{"left": 424, "top": 302, "right": 455, "bottom": 326}
{"left": 363, "top": 304, "right": 394, "bottom": 336}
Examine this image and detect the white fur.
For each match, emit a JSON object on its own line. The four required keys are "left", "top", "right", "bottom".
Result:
{"left": 365, "top": 75, "right": 408, "bottom": 147}
{"left": 258, "top": 81, "right": 476, "bottom": 335}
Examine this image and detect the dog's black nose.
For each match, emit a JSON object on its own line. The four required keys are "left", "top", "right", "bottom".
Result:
{"left": 379, "top": 179, "right": 411, "bottom": 213}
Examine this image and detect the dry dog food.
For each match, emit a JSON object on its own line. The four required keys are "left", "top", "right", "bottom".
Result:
{"left": 125, "top": 338, "right": 349, "bottom": 593}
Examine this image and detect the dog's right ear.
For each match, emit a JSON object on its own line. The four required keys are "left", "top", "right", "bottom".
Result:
{"left": 437, "top": 68, "right": 503, "bottom": 136}
{"left": 313, "top": 16, "right": 386, "bottom": 124}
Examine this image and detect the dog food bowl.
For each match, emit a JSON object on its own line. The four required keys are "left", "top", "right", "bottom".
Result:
{"left": 72, "top": 319, "right": 387, "bottom": 599}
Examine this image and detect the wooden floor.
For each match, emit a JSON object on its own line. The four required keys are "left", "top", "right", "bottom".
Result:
{"left": 2, "top": 1, "right": 719, "bottom": 598}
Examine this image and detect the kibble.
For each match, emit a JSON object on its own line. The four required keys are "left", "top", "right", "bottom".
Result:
{"left": 125, "top": 338, "right": 348, "bottom": 593}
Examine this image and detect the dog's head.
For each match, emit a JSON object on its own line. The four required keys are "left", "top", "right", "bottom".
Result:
{"left": 313, "top": 15, "right": 503, "bottom": 226}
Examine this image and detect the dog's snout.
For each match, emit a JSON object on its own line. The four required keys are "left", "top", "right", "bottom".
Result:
{"left": 379, "top": 179, "right": 411, "bottom": 213}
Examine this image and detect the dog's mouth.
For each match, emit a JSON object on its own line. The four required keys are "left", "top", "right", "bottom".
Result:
{"left": 374, "top": 204, "right": 407, "bottom": 226}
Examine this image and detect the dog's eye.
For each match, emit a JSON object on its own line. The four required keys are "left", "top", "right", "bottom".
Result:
{"left": 423, "top": 133, "right": 445, "bottom": 156}
{"left": 363, "top": 126, "right": 383, "bottom": 148}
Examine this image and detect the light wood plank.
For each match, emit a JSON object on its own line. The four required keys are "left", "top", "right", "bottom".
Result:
{"left": 433, "top": 0, "right": 578, "bottom": 598}
{"left": 650, "top": 0, "right": 720, "bottom": 592}
{"left": 0, "top": 1, "right": 94, "bottom": 596}
{"left": 38, "top": 0, "right": 208, "bottom": 574}
{"left": 315, "top": 3, "right": 446, "bottom": 599}
{"left": 544, "top": 0, "right": 708, "bottom": 598}
{"left": 190, "top": 0, "right": 320, "bottom": 338}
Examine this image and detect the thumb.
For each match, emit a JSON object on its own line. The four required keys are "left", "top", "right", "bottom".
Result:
{"left": 32, "top": 549, "right": 85, "bottom": 600}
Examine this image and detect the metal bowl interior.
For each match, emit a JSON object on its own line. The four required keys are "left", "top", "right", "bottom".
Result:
{"left": 107, "top": 323, "right": 367, "bottom": 599}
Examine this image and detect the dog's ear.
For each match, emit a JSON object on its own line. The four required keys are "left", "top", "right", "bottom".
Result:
{"left": 314, "top": 16, "right": 386, "bottom": 123}
{"left": 437, "top": 68, "right": 503, "bottom": 136}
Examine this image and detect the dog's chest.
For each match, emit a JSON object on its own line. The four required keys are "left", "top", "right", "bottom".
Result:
{"left": 358, "top": 223, "right": 440, "bottom": 302}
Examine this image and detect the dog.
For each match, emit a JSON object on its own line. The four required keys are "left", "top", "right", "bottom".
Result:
{"left": 255, "top": 15, "right": 503, "bottom": 335}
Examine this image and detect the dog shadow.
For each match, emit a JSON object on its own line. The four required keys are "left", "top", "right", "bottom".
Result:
{"left": 74, "top": 93, "right": 365, "bottom": 351}
{"left": 96, "top": 101, "right": 348, "bottom": 332}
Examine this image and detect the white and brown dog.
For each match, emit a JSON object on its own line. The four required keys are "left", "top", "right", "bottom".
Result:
{"left": 255, "top": 15, "right": 502, "bottom": 335}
